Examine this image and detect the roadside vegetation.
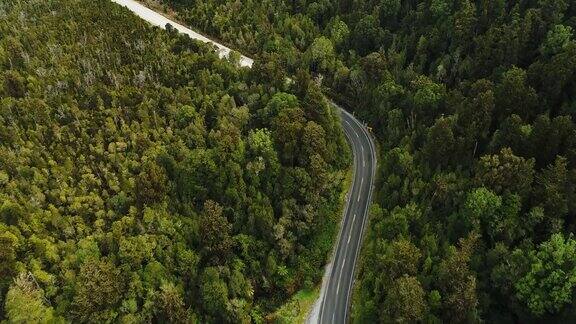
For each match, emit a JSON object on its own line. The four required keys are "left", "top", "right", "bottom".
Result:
{"left": 157, "top": 0, "right": 576, "bottom": 322}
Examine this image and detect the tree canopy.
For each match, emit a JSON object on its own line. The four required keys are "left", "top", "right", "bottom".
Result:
{"left": 0, "top": 0, "right": 350, "bottom": 321}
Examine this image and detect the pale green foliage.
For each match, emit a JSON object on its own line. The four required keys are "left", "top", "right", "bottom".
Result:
{"left": 5, "top": 273, "right": 61, "bottom": 324}
{"left": 411, "top": 75, "right": 446, "bottom": 114}
{"left": 541, "top": 24, "right": 573, "bottom": 56}
{"left": 306, "top": 36, "right": 335, "bottom": 72}
{"left": 383, "top": 276, "right": 427, "bottom": 322}
{"left": 516, "top": 233, "right": 576, "bottom": 316}
{"left": 465, "top": 187, "right": 502, "bottom": 225}
{"left": 329, "top": 18, "right": 349, "bottom": 46}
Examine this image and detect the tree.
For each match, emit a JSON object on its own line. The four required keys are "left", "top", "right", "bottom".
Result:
{"left": 538, "top": 0, "right": 569, "bottom": 25}
{"left": 475, "top": 148, "right": 535, "bottom": 197}
{"left": 3, "top": 70, "right": 26, "bottom": 98}
{"left": 382, "top": 238, "right": 422, "bottom": 280}
{"left": 176, "top": 149, "right": 218, "bottom": 204}
{"left": 494, "top": 67, "right": 538, "bottom": 123}
{"left": 424, "top": 116, "right": 456, "bottom": 169}
{"left": 540, "top": 24, "right": 573, "bottom": 57}
{"left": 430, "top": 0, "right": 452, "bottom": 21}
{"left": 411, "top": 75, "right": 446, "bottom": 123}
{"left": 246, "top": 129, "right": 280, "bottom": 193}
{"left": 464, "top": 187, "right": 502, "bottom": 232}
{"left": 382, "top": 276, "right": 427, "bottom": 322}
{"left": 452, "top": 0, "right": 477, "bottom": 50}
{"left": 199, "top": 200, "right": 232, "bottom": 264}
{"left": 71, "top": 259, "right": 125, "bottom": 322}
{"left": 156, "top": 282, "right": 188, "bottom": 323}
{"left": 516, "top": 233, "right": 576, "bottom": 316}
{"left": 0, "top": 232, "right": 17, "bottom": 301}
{"left": 302, "top": 121, "right": 328, "bottom": 163}
{"left": 528, "top": 115, "right": 575, "bottom": 168}
{"left": 4, "top": 273, "right": 61, "bottom": 323}
{"left": 200, "top": 267, "right": 229, "bottom": 319}
{"left": 378, "top": 0, "right": 401, "bottom": 23}
{"left": 534, "top": 156, "right": 576, "bottom": 220}
{"left": 438, "top": 233, "right": 479, "bottom": 322}
{"left": 350, "top": 15, "right": 383, "bottom": 56}
{"left": 135, "top": 161, "right": 168, "bottom": 206}
{"left": 305, "top": 37, "right": 335, "bottom": 73}
{"left": 456, "top": 79, "right": 495, "bottom": 153}
{"left": 328, "top": 18, "right": 349, "bottom": 47}
{"left": 272, "top": 106, "right": 306, "bottom": 166}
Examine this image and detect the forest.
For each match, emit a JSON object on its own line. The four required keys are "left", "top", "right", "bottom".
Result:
{"left": 0, "top": 0, "right": 351, "bottom": 322}
{"left": 154, "top": 0, "right": 576, "bottom": 322}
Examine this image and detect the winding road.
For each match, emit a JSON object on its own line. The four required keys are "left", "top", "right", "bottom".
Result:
{"left": 317, "top": 107, "right": 376, "bottom": 324}
{"left": 110, "top": 1, "right": 377, "bottom": 322}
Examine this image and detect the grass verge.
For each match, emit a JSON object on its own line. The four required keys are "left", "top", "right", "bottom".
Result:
{"left": 269, "top": 287, "right": 320, "bottom": 323}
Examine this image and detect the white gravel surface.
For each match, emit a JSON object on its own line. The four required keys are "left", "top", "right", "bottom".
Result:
{"left": 111, "top": 0, "right": 254, "bottom": 67}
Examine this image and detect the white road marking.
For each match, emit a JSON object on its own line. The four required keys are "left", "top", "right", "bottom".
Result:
{"left": 336, "top": 280, "right": 340, "bottom": 295}
{"left": 357, "top": 178, "right": 364, "bottom": 203}
{"left": 363, "top": 158, "right": 365, "bottom": 167}
{"left": 355, "top": 131, "right": 359, "bottom": 139}
{"left": 361, "top": 146, "right": 364, "bottom": 154}
{"left": 341, "top": 258, "right": 346, "bottom": 270}
{"left": 348, "top": 232, "right": 352, "bottom": 244}
{"left": 353, "top": 213, "right": 356, "bottom": 223}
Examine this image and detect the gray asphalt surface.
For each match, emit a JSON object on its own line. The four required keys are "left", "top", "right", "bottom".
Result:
{"left": 109, "top": 2, "right": 377, "bottom": 322}
{"left": 318, "top": 106, "right": 376, "bottom": 324}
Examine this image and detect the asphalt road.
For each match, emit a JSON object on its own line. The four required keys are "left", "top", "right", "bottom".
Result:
{"left": 317, "top": 106, "right": 376, "bottom": 324}
{"left": 110, "top": 2, "right": 377, "bottom": 322}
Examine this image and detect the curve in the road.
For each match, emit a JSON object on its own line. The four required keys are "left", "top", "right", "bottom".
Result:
{"left": 318, "top": 106, "right": 376, "bottom": 324}
{"left": 109, "top": 2, "right": 377, "bottom": 322}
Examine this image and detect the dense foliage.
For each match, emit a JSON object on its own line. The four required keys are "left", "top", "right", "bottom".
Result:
{"left": 340, "top": 1, "right": 576, "bottom": 322}
{"left": 0, "top": 0, "right": 350, "bottom": 322}
{"left": 156, "top": 0, "right": 576, "bottom": 322}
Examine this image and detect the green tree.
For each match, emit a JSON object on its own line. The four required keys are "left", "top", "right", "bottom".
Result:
{"left": 4, "top": 273, "right": 61, "bottom": 323}
{"left": 135, "top": 161, "right": 169, "bottom": 206}
{"left": 305, "top": 37, "right": 335, "bottom": 73}
{"left": 438, "top": 233, "right": 479, "bottom": 322}
{"left": 464, "top": 187, "right": 502, "bottom": 231}
{"left": 516, "top": 233, "right": 576, "bottom": 316}
{"left": 199, "top": 200, "right": 233, "bottom": 264}
{"left": 534, "top": 156, "right": 576, "bottom": 220}
{"left": 156, "top": 282, "right": 189, "bottom": 323}
{"left": 71, "top": 259, "right": 125, "bottom": 322}
{"left": 0, "top": 232, "right": 17, "bottom": 303}
{"left": 456, "top": 79, "right": 495, "bottom": 153}
{"left": 453, "top": 0, "right": 477, "bottom": 50}
{"left": 328, "top": 18, "right": 349, "bottom": 47}
{"left": 540, "top": 24, "right": 573, "bottom": 57}
{"left": 200, "top": 267, "right": 229, "bottom": 319}
{"left": 475, "top": 148, "right": 535, "bottom": 197}
{"left": 2, "top": 70, "right": 26, "bottom": 98}
{"left": 411, "top": 75, "right": 446, "bottom": 122}
{"left": 424, "top": 116, "right": 456, "bottom": 169}
{"left": 382, "top": 238, "right": 422, "bottom": 280}
{"left": 382, "top": 276, "right": 427, "bottom": 322}
{"left": 494, "top": 67, "right": 538, "bottom": 122}
{"left": 350, "top": 15, "right": 383, "bottom": 56}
